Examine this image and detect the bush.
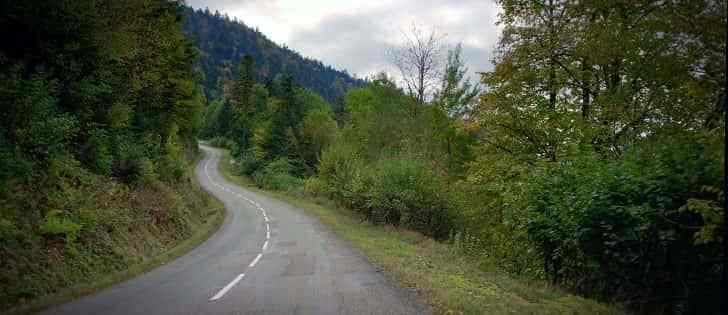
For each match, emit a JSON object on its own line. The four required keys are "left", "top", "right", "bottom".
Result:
{"left": 303, "top": 177, "right": 324, "bottom": 197}
{"left": 0, "top": 219, "right": 18, "bottom": 245}
{"left": 234, "top": 148, "right": 262, "bottom": 176}
{"left": 525, "top": 131, "right": 723, "bottom": 312}
{"left": 85, "top": 129, "right": 113, "bottom": 176}
{"left": 318, "top": 143, "right": 368, "bottom": 206}
{"left": 364, "top": 158, "right": 452, "bottom": 238}
{"left": 252, "top": 158, "right": 303, "bottom": 191}
{"left": 208, "top": 136, "right": 235, "bottom": 150}
{"left": 158, "top": 137, "right": 186, "bottom": 182}
{"left": 39, "top": 210, "right": 82, "bottom": 244}
{"left": 319, "top": 145, "right": 454, "bottom": 239}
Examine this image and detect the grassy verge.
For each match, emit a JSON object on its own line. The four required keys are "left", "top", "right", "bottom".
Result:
{"left": 217, "top": 149, "right": 622, "bottom": 315}
{"left": 5, "top": 152, "right": 225, "bottom": 315}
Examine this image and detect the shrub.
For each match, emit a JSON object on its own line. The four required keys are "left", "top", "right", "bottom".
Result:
{"left": 318, "top": 143, "right": 367, "bottom": 205}
{"left": 525, "top": 131, "right": 723, "bottom": 312}
{"left": 302, "top": 177, "right": 324, "bottom": 197}
{"left": 85, "top": 129, "right": 113, "bottom": 176}
{"left": 0, "top": 219, "right": 18, "bottom": 245}
{"left": 252, "top": 158, "right": 303, "bottom": 191}
{"left": 366, "top": 158, "right": 453, "bottom": 239}
{"left": 158, "top": 137, "right": 186, "bottom": 182}
{"left": 208, "top": 136, "right": 235, "bottom": 150}
{"left": 234, "top": 148, "right": 262, "bottom": 176}
{"left": 39, "top": 210, "right": 82, "bottom": 244}
{"left": 133, "top": 158, "right": 158, "bottom": 185}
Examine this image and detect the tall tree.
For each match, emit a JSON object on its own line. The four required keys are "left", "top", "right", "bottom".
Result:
{"left": 436, "top": 43, "right": 480, "bottom": 118}
{"left": 388, "top": 23, "right": 445, "bottom": 109}
{"left": 230, "top": 55, "right": 256, "bottom": 150}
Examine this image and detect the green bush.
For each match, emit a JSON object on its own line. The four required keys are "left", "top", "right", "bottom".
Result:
{"left": 0, "top": 219, "right": 18, "bottom": 245}
{"left": 39, "top": 210, "right": 82, "bottom": 244}
{"left": 208, "top": 136, "right": 236, "bottom": 150}
{"left": 302, "top": 177, "right": 324, "bottom": 197}
{"left": 525, "top": 131, "right": 723, "bottom": 312}
{"left": 132, "top": 158, "right": 158, "bottom": 185}
{"left": 85, "top": 129, "right": 113, "bottom": 176}
{"left": 319, "top": 145, "right": 454, "bottom": 239}
{"left": 318, "top": 143, "right": 371, "bottom": 207}
{"left": 366, "top": 158, "right": 453, "bottom": 239}
{"left": 234, "top": 148, "right": 262, "bottom": 176}
{"left": 252, "top": 158, "right": 303, "bottom": 191}
{"left": 158, "top": 137, "right": 186, "bottom": 182}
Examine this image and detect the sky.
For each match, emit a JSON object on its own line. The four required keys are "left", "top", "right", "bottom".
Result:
{"left": 186, "top": 0, "right": 503, "bottom": 82}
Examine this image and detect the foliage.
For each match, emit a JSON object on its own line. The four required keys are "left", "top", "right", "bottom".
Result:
{"left": 525, "top": 130, "right": 723, "bottom": 311}
{"left": 471, "top": 1, "right": 726, "bottom": 312}
{"left": 435, "top": 44, "right": 480, "bottom": 118}
{"left": 252, "top": 158, "right": 303, "bottom": 191}
{"left": 0, "top": 0, "right": 215, "bottom": 309}
{"left": 39, "top": 210, "right": 82, "bottom": 244}
{"left": 314, "top": 76, "right": 472, "bottom": 240}
{"left": 302, "top": 177, "right": 325, "bottom": 197}
{"left": 366, "top": 158, "right": 453, "bottom": 239}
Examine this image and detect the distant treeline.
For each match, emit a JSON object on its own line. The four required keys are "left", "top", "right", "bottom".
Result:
{"left": 183, "top": 7, "right": 364, "bottom": 102}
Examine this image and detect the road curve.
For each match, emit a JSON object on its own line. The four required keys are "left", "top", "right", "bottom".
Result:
{"left": 41, "top": 145, "right": 427, "bottom": 315}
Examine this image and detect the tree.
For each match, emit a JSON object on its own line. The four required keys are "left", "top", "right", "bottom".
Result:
{"left": 388, "top": 23, "right": 445, "bottom": 109}
{"left": 230, "top": 55, "right": 256, "bottom": 151}
{"left": 474, "top": 1, "right": 726, "bottom": 312}
{"left": 436, "top": 43, "right": 480, "bottom": 118}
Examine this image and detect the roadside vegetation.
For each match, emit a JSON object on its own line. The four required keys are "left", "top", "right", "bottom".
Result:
{"left": 217, "top": 148, "right": 619, "bottom": 314}
{"left": 0, "top": 1, "right": 223, "bottom": 312}
{"left": 202, "top": 1, "right": 725, "bottom": 314}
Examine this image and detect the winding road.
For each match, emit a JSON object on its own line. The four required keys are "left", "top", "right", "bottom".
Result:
{"left": 41, "top": 145, "right": 426, "bottom": 315}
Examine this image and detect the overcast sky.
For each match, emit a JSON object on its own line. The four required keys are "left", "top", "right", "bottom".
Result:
{"left": 186, "top": 0, "right": 503, "bottom": 82}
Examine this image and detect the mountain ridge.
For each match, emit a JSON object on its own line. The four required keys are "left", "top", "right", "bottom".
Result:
{"left": 183, "top": 7, "right": 364, "bottom": 102}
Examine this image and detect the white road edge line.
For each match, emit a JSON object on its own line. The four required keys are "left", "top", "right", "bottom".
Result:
{"left": 262, "top": 240, "right": 269, "bottom": 250}
{"left": 249, "top": 253, "right": 263, "bottom": 268}
{"left": 210, "top": 273, "right": 245, "bottom": 301}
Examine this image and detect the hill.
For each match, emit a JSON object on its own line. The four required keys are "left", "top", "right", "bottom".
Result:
{"left": 183, "top": 7, "right": 364, "bottom": 102}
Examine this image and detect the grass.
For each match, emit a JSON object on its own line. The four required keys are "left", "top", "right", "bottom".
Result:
{"left": 4, "top": 151, "right": 226, "bottom": 315}
{"left": 217, "top": 149, "right": 623, "bottom": 315}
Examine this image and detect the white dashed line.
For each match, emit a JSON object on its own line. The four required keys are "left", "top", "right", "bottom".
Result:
{"left": 210, "top": 273, "right": 245, "bottom": 301}
{"left": 248, "top": 253, "right": 262, "bottom": 268}
{"left": 203, "top": 149, "right": 274, "bottom": 302}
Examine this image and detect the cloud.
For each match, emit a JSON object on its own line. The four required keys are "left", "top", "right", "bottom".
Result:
{"left": 187, "top": 0, "right": 502, "bottom": 82}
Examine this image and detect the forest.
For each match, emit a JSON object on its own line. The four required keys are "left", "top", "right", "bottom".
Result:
{"left": 182, "top": 7, "right": 364, "bottom": 102}
{"left": 0, "top": 0, "right": 218, "bottom": 310}
{"left": 0, "top": 0, "right": 724, "bottom": 314}
{"left": 201, "top": 1, "right": 726, "bottom": 314}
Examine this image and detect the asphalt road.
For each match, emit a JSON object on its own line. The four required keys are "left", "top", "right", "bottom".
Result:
{"left": 41, "top": 145, "right": 426, "bottom": 315}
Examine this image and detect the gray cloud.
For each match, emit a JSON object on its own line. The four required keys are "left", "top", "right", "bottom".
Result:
{"left": 287, "top": 12, "right": 394, "bottom": 79}
{"left": 288, "top": 1, "right": 500, "bottom": 82}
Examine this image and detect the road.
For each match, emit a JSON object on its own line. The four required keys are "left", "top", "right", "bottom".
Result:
{"left": 41, "top": 145, "right": 426, "bottom": 315}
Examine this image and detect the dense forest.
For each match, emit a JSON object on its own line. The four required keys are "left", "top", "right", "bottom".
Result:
{"left": 182, "top": 7, "right": 364, "bottom": 102}
{"left": 202, "top": 1, "right": 726, "bottom": 314}
{"left": 0, "top": 0, "right": 218, "bottom": 310}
